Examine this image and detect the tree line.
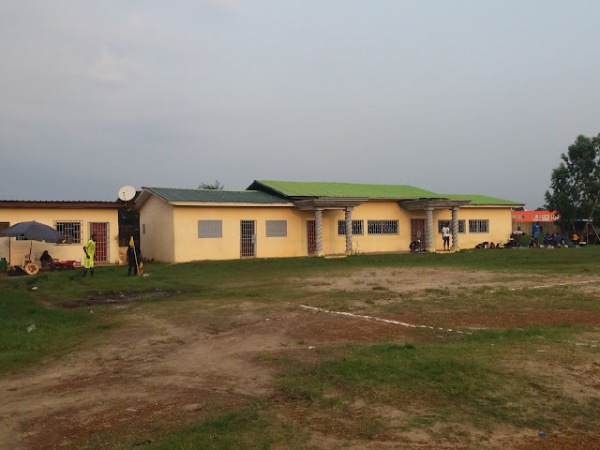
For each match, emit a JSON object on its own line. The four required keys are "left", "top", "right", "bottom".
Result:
{"left": 545, "top": 133, "right": 600, "bottom": 232}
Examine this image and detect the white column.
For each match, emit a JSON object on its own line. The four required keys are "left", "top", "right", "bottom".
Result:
{"left": 425, "top": 207, "right": 435, "bottom": 252}
{"left": 345, "top": 206, "right": 353, "bottom": 254}
{"left": 452, "top": 206, "right": 460, "bottom": 251}
{"left": 315, "top": 209, "right": 324, "bottom": 256}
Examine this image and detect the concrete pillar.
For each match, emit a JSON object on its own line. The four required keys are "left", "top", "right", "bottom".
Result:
{"left": 452, "top": 206, "right": 460, "bottom": 251}
{"left": 315, "top": 209, "right": 324, "bottom": 256}
{"left": 345, "top": 206, "right": 353, "bottom": 254}
{"left": 425, "top": 207, "right": 435, "bottom": 252}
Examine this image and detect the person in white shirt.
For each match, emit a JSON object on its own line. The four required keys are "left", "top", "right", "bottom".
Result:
{"left": 442, "top": 223, "right": 451, "bottom": 251}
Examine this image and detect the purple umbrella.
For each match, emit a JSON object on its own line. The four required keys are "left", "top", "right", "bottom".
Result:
{"left": 1, "top": 221, "right": 64, "bottom": 243}
{"left": 1, "top": 221, "right": 65, "bottom": 269}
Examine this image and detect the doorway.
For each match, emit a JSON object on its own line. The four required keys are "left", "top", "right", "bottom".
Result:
{"left": 89, "top": 222, "right": 109, "bottom": 263}
{"left": 307, "top": 220, "right": 317, "bottom": 256}
{"left": 240, "top": 220, "right": 256, "bottom": 258}
{"left": 410, "top": 219, "right": 426, "bottom": 252}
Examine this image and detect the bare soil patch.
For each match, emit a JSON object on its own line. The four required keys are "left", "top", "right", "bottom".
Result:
{"left": 1, "top": 268, "right": 599, "bottom": 449}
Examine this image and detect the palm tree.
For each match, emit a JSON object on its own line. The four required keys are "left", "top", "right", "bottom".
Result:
{"left": 198, "top": 180, "right": 224, "bottom": 190}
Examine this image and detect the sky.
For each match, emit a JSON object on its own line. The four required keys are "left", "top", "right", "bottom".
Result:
{"left": 1, "top": 1, "right": 599, "bottom": 209}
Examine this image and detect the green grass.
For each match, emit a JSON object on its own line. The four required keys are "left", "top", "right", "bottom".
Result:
{"left": 104, "top": 404, "right": 313, "bottom": 450}
{"left": 4, "top": 245, "right": 600, "bottom": 306}
{"left": 0, "top": 289, "right": 107, "bottom": 374}
{"left": 275, "top": 327, "right": 598, "bottom": 435}
{"left": 2, "top": 246, "right": 600, "bottom": 447}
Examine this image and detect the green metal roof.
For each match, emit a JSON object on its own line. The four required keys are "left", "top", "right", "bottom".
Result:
{"left": 444, "top": 194, "right": 522, "bottom": 206}
{"left": 143, "top": 183, "right": 522, "bottom": 207}
{"left": 250, "top": 180, "right": 441, "bottom": 199}
{"left": 143, "top": 187, "right": 290, "bottom": 204}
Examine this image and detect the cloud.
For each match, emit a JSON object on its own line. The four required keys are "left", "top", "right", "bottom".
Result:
{"left": 88, "top": 47, "right": 142, "bottom": 86}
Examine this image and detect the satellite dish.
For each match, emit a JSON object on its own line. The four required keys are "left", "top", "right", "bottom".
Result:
{"left": 118, "top": 185, "right": 136, "bottom": 201}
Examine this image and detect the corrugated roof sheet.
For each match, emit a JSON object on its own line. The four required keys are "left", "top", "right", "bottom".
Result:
{"left": 143, "top": 187, "right": 290, "bottom": 204}
{"left": 444, "top": 194, "right": 522, "bottom": 206}
{"left": 251, "top": 180, "right": 441, "bottom": 199}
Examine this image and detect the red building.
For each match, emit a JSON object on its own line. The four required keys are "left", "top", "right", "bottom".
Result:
{"left": 511, "top": 210, "right": 560, "bottom": 235}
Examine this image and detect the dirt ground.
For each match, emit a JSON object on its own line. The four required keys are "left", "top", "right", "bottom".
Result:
{"left": 1, "top": 268, "right": 599, "bottom": 449}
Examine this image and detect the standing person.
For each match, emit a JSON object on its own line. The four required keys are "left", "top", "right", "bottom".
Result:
{"left": 127, "top": 238, "right": 139, "bottom": 276}
{"left": 82, "top": 233, "right": 96, "bottom": 277}
{"left": 442, "top": 222, "right": 451, "bottom": 251}
{"left": 532, "top": 221, "right": 540, "bottom": 245}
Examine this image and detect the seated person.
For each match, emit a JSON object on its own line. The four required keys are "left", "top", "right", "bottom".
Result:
{"left": 572, "top": 233, "right": 580, "bottom": 246}
{"left": 40, "top": 250, "right": 55, "bottom": 268}
{"left": 409, "top": 240, "right": 421, "bottom": 252}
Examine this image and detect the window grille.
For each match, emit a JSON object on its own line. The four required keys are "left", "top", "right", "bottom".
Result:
{"left": 55, "top": 221, "right": 81, "bottom": 244}
{"left": 367, "top": 220, "right": 398, "bottom": 235}
{"left": 198, "top": 220, "right": 222, "bottom": 238}
{"left": 468, "top": 220, "right": 489, "bottom": 233}
{"left": 437, "top": 220, "right": 465, "bottom": 233}
{"left": 337, "top": 220, "right": 364, "bottom": 235}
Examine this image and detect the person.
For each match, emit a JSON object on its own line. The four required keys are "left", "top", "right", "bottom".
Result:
{"left": 441, "top": 222, "right": 451, "bottom": 251}
{"left": 572, "top": 232, "right": 580, "bottom": 246}
{"left": 82, "top": 233, "right": 96, "bottom": 277}
{"left": 409, "top": 239, "right": 421, "bottom": 253}
{"left": 127, "top": 240, "right": 139, "bottom": 276}
{"left": 40, "top": 250, "right": 54, "bottom": 269}
{"left": 532, "top": 221, "right": 540, "bottom": 241}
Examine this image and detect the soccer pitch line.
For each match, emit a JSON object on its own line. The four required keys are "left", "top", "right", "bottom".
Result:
{"left": 298, "top": 304, "right": 472, "bottom": 335}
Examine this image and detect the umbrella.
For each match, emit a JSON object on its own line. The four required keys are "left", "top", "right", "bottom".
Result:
{"left": 1, "top": 221, "right": 65, "bottom": 273}
{"left": 1, "top": 221, "right": 65, "bottom": 243}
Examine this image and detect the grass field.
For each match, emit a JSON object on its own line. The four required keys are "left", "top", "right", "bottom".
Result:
{"left": 1, "top": 247, "right": 599, "bottom": 449}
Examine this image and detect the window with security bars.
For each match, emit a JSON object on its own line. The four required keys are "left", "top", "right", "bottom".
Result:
{"left": 468, "top": 219, "right": 489, "bottom": 233}
{"left": 437, "top": 220, "right": 466, "bottom": 233}
{"left": 55, "top": 221, "right": 81, "bottom": 244}
{"left": 198, "top": 220, "right": 222, "bottom": 238}
{"left": 337, "top": 220, "right": 364, "bottom": 235}
{"left": 266, "top": 220, "right": 287, "bottom": 237}
{"left": 367, "top": 220, "right": 398, "bottom": 235}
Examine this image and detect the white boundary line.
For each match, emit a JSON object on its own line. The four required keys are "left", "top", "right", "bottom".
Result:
{"left": 298, "top": 304, "right": 472, "bottom": 335}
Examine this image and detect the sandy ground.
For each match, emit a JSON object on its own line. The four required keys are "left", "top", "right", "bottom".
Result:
{"left": 1, "top": 268, "right": 599, "bottom": 449}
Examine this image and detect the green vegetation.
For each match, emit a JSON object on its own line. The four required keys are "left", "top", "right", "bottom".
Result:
{"left": 1, "top": 246, "right": 600, "bottom": 448}
{"left": 276, "top": 327, "right": 593, "bottom": 435}
{"left": 0, "top": 289, "right": 105, "bottom": 374}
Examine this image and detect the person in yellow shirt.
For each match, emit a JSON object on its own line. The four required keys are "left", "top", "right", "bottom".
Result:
{"left": 82, "top": 234, "right": 96, "bottom": 277}
{"left": 572, "top": 232, "right": 580, "bottom": 246}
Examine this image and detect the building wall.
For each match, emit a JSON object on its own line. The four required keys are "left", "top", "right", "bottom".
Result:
{"left": 139, "top": 195, "right": 175, "bottom": 262}
{"left": 0, "top": 208, "right": 119, "bottom": 265}
{"left": 433, "top": 206, "right": 513, "bottom": 249}
{"left": 167, "top": 205, "right": 311, "bottom": 262}
{"left": 318, "top": 203, "right": 513, "bottom": 253}
{"left": 321, "top": 202, "right": 408, "bottom": 254}
{"left": 139, "top": 197, "right": 516, "bottom": 262}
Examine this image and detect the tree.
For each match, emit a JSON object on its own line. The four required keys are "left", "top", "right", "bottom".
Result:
{"left": 545, "top": 134, "right": 600, "bottom": 232}
{"left": 198, "top": 180, "right": 224, "bottom": 190}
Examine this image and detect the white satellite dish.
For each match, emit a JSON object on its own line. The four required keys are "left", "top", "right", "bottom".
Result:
{"left": 118, "top": 185, "right": 136, "bottom": 201}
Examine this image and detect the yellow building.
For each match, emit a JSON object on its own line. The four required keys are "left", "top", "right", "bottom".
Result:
{"left": 137, "top": 181, "right": 522, "bottom": 263}
{"left": 0, "top": 201, "right": 121, "bottom": 267}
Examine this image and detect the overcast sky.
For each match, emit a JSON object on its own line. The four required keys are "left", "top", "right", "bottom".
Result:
{"left": 1, "top": 1, "right": 599, "bottom": 208}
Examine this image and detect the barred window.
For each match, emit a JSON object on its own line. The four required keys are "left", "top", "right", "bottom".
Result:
{"left": 337, "top": 220, "right": 364, "bottom": 235}
{"left": 266, "top": 220, "right": 287, "bottom": 237}
{"left": 367, "top": 220, "right": 398, "bottom": 235}
{"left": 198, "top": 220, "right": 222, "bottom": 238}
{"left": 437, "top": 220, "right": 466, "bottom": 233}
{"left": 468, "top": 219, "right": 489, "bottom": 233}
{"left": 55, "top": 221, "right": 81, "bottom": 244}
